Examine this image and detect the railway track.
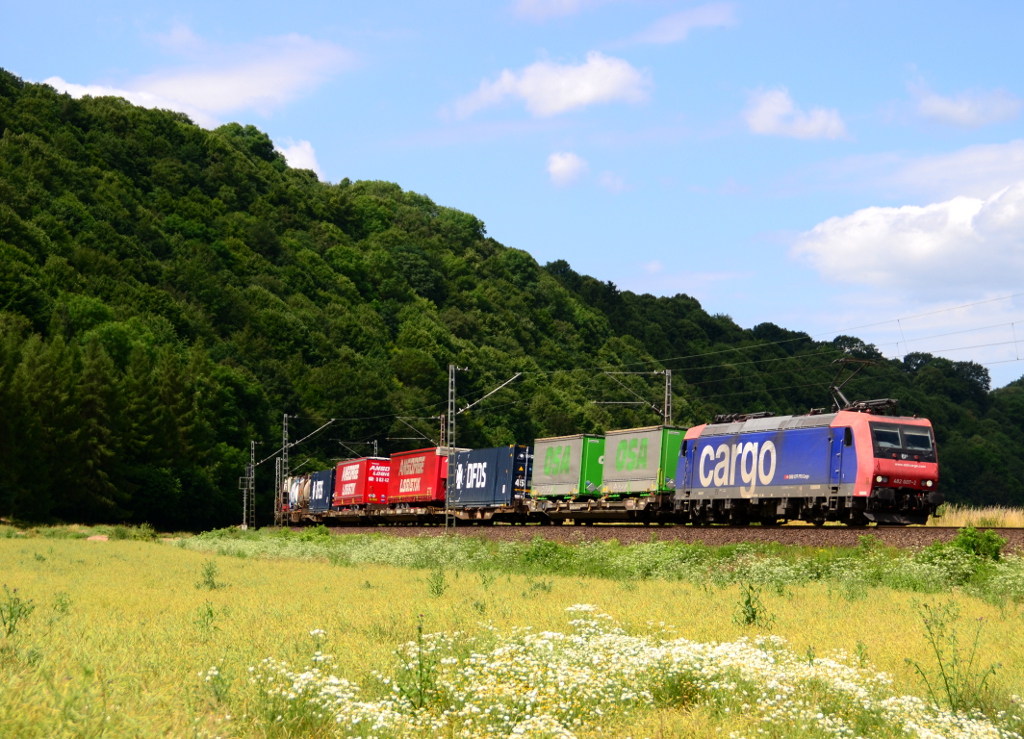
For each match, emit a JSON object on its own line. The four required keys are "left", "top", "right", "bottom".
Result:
{"left": 306, "top": 524, "right": 1024, "bottom": 551}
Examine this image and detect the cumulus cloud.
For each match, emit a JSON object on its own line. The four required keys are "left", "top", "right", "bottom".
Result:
{"left": 743, "top": 87, "right": 846, "bottom": 140}
{"left": 793, "top": 182, "right": 1024, "bottom": 294}
{"left": 625, "top": 3, "right": 736, "bottom": 45}
{"left": 914, "top": 85, "right": 1022, "bottom": 128}
{"left": 276, "top": 139, "right": 324, "bottom": 178}
{"left": 547, "top": 151, "right": 588, "bottom": 185}
{"left": 598, "top": 171, "right": 627, "bottom": 192}
{"left": 44, "top": 28, "right": 352, "bottom": 128}
{"left": 452, "top": 52, "right": 650, "bottom": 119}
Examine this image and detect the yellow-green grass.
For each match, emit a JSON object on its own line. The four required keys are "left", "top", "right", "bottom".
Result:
{"left": 0, "top": 538, "right": 1021, "bottom": 738}
{"left": 928, "top": 504, "right": 1024, "bottom": 528}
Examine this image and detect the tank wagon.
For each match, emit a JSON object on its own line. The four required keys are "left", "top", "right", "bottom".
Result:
{"left": 279, "top": 407, "right": 943, "bottom": 527}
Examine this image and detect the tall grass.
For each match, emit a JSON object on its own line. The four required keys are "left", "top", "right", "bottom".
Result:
{"left": 928, "top": 504, "right": 1024, "bottom": 528}
{"left": 178, "top": 527, "right": 1024, "bottom": 605}
{"left": 0, "top": 538, "right": 1022, "bottom": 738}
{"left": 2, "top": 532, "right": 1024, "bottom": 732}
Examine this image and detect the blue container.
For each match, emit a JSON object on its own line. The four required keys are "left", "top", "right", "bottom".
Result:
{"left": 309, "top": 468, "right": 336, "bottom": 512}
{"left": 451, "top": 446, "right": 531, "bottom": 508}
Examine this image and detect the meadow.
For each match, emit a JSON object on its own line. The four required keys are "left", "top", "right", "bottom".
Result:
{"left": 0, "top": 527, "right": 1022, "bottom": 738}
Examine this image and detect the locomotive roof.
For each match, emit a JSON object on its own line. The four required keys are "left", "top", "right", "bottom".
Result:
{"left": 699, "top": 413, "right": 838, "bottom": 437}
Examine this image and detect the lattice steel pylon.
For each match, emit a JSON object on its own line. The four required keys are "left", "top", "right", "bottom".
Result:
{"left": 273, "top": 414, "right": 291, "bottom": 527}
{"left": 240, "top": 440, "right": 257, "bottom": 529}
{"left": 445, "top": 365, "right": 456, "bottom": 531}
{"left": 663, "top": 369, "right": 672, "bottom": 426}
{"left": 273, "top": 457, "right": 282, "bottom": 527}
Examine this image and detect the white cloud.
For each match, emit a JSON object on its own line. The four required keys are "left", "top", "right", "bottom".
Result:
{"left": 137, "top": 34, "right": 352, "bottom": 117}
{"left": 513, "top": 0, "right": 606, "bottom": 20}
{"left": 155, "top": 22, "right": 205, "bottom": 53}
{"left": 277, "top": 139, "right": 324, "bottom": 178}
{"left": 793, "top": 182, "right": 1024, "bottom": 294}
{"left": 626, "top": 3, "right": 736, "bottom": 45}
{"left": 452, "top": 52, "right": 650, "bottom": 119}
{"left": 547, "top": 151, "right": 588, "bottom": 185}
{"left": 44, "top": 29, "right": 352, "bottom": 128}
{"left": 43, "top": 77, "right": 221, "bottom": 128}
{"left": 743, "top": 87, "right": 846, "bottom": 140}
{"left": 914, "top": 86, "right": 1022, "bottom": 129}
{"left": 890, "top": 140, "right": 1024, "bottom": 199}
{"left": 644, "top": 260, "right": 662, "bottom": 274}
{"left": 598, "top": 171, "right": 627, "bottom": 192}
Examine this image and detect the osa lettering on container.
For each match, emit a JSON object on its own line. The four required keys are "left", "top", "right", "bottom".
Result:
{"left": 543, "top": 446, "right": 571, "bottom": 475}
{"left": 615, "top": 439, "right": 649, "bottom": 471}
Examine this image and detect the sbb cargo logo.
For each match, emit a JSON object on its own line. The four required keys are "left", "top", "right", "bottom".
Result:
{"left": 615, "top": 438, "right": 649, "bottom": 471}
{"left": 698, "top": 440, "right": 777, "bottom": 493}
{"left": 456, "top": 462, "right": 488, "bottom": 489}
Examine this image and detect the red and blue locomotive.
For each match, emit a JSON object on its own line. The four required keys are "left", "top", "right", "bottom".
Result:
{"left": 676, "top": 406, "right": 942, "bottom": 526}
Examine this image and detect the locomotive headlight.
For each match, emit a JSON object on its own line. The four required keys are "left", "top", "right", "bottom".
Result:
{"left": 924, "top": 480, "right": 934, "bottom": 487}
{"left": 875, "top": 475, "right": 889, "bottom": 483}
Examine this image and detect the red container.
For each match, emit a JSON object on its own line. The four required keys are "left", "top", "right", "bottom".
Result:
{"left": 333, "top": 457, "right": 391, "bottom": 507}
{"left": 388, "top": 447, "right": 447, "bottom": 504}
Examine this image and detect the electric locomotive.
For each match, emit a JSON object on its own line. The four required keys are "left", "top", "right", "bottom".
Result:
{"left": 675, "top": 404, "right": 942, "bottom": 526}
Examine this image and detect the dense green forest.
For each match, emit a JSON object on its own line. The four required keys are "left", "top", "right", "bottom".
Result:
{"left": 0, "top": 69, "right": 1021, "bottom": 529}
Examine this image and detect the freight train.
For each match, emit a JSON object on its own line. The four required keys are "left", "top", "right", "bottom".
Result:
{"left": 279, "top": 404, "right": 943, "bottom": 527}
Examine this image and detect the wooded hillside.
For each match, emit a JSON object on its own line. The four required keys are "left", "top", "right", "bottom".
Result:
{"left": 0, "top": 69, "right": 1020, "bottom": 528}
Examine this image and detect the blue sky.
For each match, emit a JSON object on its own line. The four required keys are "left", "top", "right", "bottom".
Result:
{"left": 4, "top": 0, "right": 1024, "bottom": 385}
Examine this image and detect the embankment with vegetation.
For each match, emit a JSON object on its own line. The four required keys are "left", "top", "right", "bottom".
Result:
{"left": 2, "top": 529, "right": 1024, "bottom": 738}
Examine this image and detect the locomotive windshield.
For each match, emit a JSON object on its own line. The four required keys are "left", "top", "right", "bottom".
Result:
{"left": 869, "top": 423, "right": 935, "bottom": 461}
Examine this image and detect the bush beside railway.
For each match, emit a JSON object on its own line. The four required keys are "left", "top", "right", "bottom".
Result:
{"left": 173, "top": 525, "right": 1024, "bottom": 605}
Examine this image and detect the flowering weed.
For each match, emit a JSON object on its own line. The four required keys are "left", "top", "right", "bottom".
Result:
{"left": 907, "top": 601, "right": 999, "bottom": 714}
{"left": 249, "top": 605, "right": 1022, "bottom": 739}
{"left": 0, "top": 585, "right": 34, "bottom": 638}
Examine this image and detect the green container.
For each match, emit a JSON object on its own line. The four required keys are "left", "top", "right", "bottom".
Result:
{"left": 531, "top": 434, "right": 605, "bottom": 498}
{"left": 601, "top": 426, "right": 685, "bottom": 495}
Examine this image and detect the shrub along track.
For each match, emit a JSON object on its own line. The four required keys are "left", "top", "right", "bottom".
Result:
{"left": 301, "top": 524, "right": 1024, "bottom": 551}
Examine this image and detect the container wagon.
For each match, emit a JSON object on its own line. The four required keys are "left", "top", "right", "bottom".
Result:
{"left": 331, "top": 457, "right": 391, "bottom": 508}
{"left": 448, "top": 445, "right": 533, "bottom": 523}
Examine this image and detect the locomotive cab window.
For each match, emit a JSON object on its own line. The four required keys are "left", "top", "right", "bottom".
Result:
{"left": 869, "top": 423, "right": 936, "bottom": 461}
{"left": 872, "top": 425, "right": 902, "bottom": 449}
{"left": 903, "top": 430, "right": 933, "bottom": 452}
{"left": 843, "top": 427, "right": 853, "bottom": 447}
